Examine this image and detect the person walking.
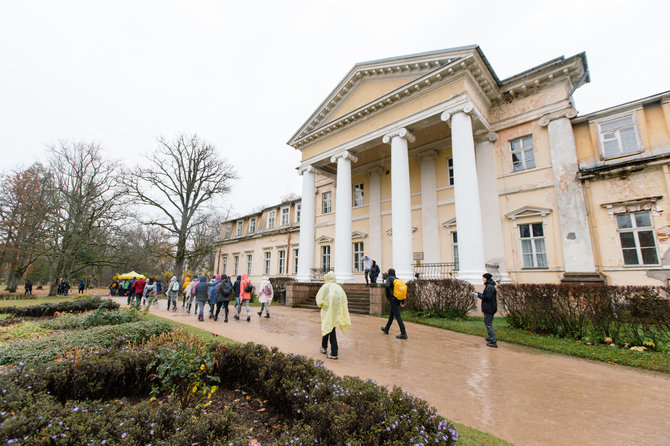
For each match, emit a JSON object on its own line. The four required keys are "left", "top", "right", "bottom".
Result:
{"left": 361, "top": 254, "right": 372, "bottom": 285}
{"left": 234, "top": 274, "right": 252, "bottom": 322}
{"left": 475, "top": 273, "right": 498, "bottom": 348}
{"left": 370, "top": 260, "right": 380, "bottom": 285}
{"left": 233, "top": 275, "right": 241, "bottom": 309}
{"left": 194, "top": 275, "right": 209, "bottom": 322}
{"left": 181, "top": 276, "right": 191, "bottom": 307}
{"left": 381, "top": 268, "right": 408, "bottom": 339}
{"left": 185, "top": 279, "right": 196, "bottom": 313}
{"left": 316, "top": 271, "right": 351, "bottom": 360}
{"left": 142, "top": 277, "right": 157, "bottom": 309}
{"left": 131, "top": 276, "right": 146, "bottom": 307}
{"left": 167, "top": 276, "right": 179, "bottom": 311}
{"left": 257, "top": 277, "right": 273, "bottom": 318}
{"left": 208, "top": 275, "right": 221, "bottom": 319}
{"left": 215, "top": 274, "right": 233, "bottom": 322}
{"left": 78, "top": 279, "right": 85, "bottom": 294}
{"left": 24, "top": 280, "right": 32, "bottom": 296}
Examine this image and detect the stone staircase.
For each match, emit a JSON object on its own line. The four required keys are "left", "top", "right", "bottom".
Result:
{"left": 293, "top": 283, "right": 372, "bottom": 315}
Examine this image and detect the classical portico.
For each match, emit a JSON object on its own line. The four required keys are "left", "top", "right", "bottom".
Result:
{"left": 288, "top": 45, "right": 591, "bottom": 285}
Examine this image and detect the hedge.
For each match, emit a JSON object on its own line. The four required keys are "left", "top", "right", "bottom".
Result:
{"left": 406, "top": 279, "right": 476, "bottom": 319}
{"left": 0, "top": 296, "right": 118, "bottom": 317}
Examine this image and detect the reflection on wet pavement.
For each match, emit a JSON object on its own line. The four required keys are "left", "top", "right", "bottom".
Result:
{"left": 131, "top": 300, "right": 670, "bottom": 446}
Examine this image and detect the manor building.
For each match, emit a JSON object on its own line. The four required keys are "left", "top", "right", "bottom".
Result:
{"left": 216, "top": 45, "right": 670, "bottom": 286}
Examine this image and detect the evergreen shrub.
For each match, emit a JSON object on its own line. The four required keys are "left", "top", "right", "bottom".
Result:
{"left": 406, "top": 279, "right": 476, "bottom": 319}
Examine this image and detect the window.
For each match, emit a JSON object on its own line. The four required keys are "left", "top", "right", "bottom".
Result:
{"left": 247, "top": 254, "right": 253, "bottom": 276}
{"left": 264, "top": 252, "right": 271, "bottom": 275}
{"left": 447, "top": 158, "right": 454, "bottom": 186}
{"left": 249, "top": 217, "right": 256, "bottom": 233}
{"left": 519, "top": 223, "right": 547, "bottom": 268}
{"left": 322, "top": 192, "right": 332, "bottom": 214}
{"left": 353, "top": 242, "right": 364, "bottom": 272}
{"left": 222, "top": 257, "right": 227, "bottom": 275}
{"left": 616, "top": 211, "right": 659, "bottom": 265}
{"left": 452, "top": 232, "right": 459, "bottom": 270}
{"left": 295, "top": 204, "right": 301, "bottom": 223}
{"left": 224, "top": 223, "right": 231, "bottom": 238}
{"left": 353, "top": 183, "right": 364, "bottom": 207}
{"left": 267, "top": 210, "right": 276, "bottom": 228}
{"left": 321, "top": 245, "right": 331, "bottom": 272}
{"left": 281, "top": 206, "right": 290, "bottom": 226}
{"left": 278, "top": 250, "right": 286, "bottom": 274}
{"left": 598, "top": 114, "right": 640, "bottom": 158}
{"left": 236, "top": 220, "right": 243, "bottom": 236}
{"left": 234, "top": 255, "right": 239, "bottom": 276}
{"left": 510, "top": 135, "right": 535, "bottom": 172}
{"left": 293, "top": 248, "right": 299, "bottom": 274}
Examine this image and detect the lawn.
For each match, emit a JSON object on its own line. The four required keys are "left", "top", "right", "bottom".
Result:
{"left": 400, "top": 311, "right": 670, "bottom": 373}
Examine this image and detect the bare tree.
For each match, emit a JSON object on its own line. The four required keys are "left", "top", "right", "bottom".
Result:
{"left": 125, "top": 134, "right": 237, "bottom": 280}
{"left": 185, "top": 209, "right": 230, "bottom": 274}
{"left": 45, "top": 141, "right": 123, "bottom": 295}
{"left": 0, "top": 164, "right": 53, "bottom": 291}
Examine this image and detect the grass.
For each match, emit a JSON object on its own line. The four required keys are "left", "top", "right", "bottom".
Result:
{"left": 454, "top": 422, "right": 515, "bottom": 446}
{"left": 401, "top": 311, "right": 670, "bottom": 373}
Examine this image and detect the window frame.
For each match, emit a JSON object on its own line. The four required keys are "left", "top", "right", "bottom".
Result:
{"left": 264, "top": 251, "right": 271, "bottom": 275}
{"left": 322, "top": 191, "right": 332, "bottom": 214}
{"left": 353, "top": 241, "right": 364, "bottom": 272}
{"left": 224, "top": 223, "right": 231, "bottom": 238}
{"left": 295, "top": 204, "right": 301, "bottom": 223}
{"left": 616, "top": 211, "right": 660, "bottom": 266}
{"left": 267, "top": 210, "right": 276, "bottom": 228}
{"left": 353, "top": 183, "right": 364, "bottom": 207}
{"left": 280, "top": 206, "right": 290, "bottom": 226}
{"left": 510, "top": 135, "right": 536, "bottom": 172}
{"left": 293, "top": 248, "right": 299, "bottom": 274}
{"left": 447, "top": 158, "right": 454, "bottom": 186}
{"left": 518, "top": 222, "right": 548, "bottom": 269}
{"left": 236, "top": 220, "right": 244, "bottom": 236}
{"left": 451, "top": 232, "right": 459, "bottom": 270}
{"left": 595, "top": 111, "right": 643, "bottom": 160}
{"left": 321, "top": 245, "right": 331, "bottom": 272}
{"left": 247, "top": 254, "right": 253, "bottom": 276}
{"left": 222, "top": 257, "right": 227, "bottom": 275}
{"left": 248, "top": 217, "right": 256, "bottom": 234}
{"left": 233, "top": 255, "right": 239, "bottom": 276}
{"left": 278, "top": 249, "right": 286, "bottom": 274}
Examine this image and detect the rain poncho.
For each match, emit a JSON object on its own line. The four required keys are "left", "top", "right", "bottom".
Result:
{"left": 316, "top": 272, "right": 351, "bottom": 336}
{"left": 182, "top": 277, "right": 191, "bottom": 293}
{"left": 258, "top": 278, "right": 273, "bottom": 304}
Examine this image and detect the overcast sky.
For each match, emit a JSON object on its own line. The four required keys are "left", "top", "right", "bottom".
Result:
{"left": 1, "top": 0, "right": 668, "bottom": 216}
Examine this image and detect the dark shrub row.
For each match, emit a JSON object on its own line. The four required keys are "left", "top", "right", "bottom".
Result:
{"left": 406, "top": 279, "right": 476, "bottom": 319}
{"left": 0, "top": 296, "right": 118, "bottom": 317}
{"left": 500, "top": 283, "right": 670, "bottom": 345}
{"left": 0, "top": 294, "right": 37, "bottom": 301}
{"left": 40, "top": 309, "right": 142, "bottom": 330}
{"left": 269, "top": 277, "right": 295, "bottom": 303}
{"left": 0, "top": 319, "right": 172, "bottom": 364}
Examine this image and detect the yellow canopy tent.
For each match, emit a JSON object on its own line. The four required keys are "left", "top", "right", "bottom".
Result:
{"left": 115, "top": 271, "right": 146, "bottom": 280}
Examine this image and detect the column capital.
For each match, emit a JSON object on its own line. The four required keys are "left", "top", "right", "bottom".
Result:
{"left": 415, "top": 149, "right": 438, "bottom": 164}
{"left": 330, "top": 150, "right": 358, "bottom": 164}
{"left": 366, "top": 166, "right": 384, "bottom": 176}
{"left": 475, "top": 132, "right": 498, "bottom": 144}
{"left": 298, "top": 165, "right": 316, "bottom": 175}
{"left": 382, "top": 127, "right": 415, "bottom": 144}
{"left": 440, "top": 102, "right": 475, "bottom": 126}
{"left": 539, "top": 108, "right": 578, "bottom": 127}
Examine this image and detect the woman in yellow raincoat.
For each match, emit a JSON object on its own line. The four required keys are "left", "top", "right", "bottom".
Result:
{"left": 181, "top": 276, "right": 191, "bottom": 308}
{"left": 316, "top": 272, "right": 351, "bottom": 360}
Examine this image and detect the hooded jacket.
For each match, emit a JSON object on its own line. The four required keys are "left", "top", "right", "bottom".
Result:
{"left": 239, "top": 274, "right": 252, "bottom": 300}
{"left": 182, "top": 277, "right": 191, "bottom": 293}
{"left": 233, "top": 276, "right": 241, "bottom": 297}
{"left": 316, "top": 272, "right": 351, "bottom": 336}
{"left": 167, "top": 276, "right": 179, "bottom": 297}
{"left": 479, "top": 278, "right": 497, "bottom": 314}
{"left": 258, "top": 278, "right": 273, "bottom": 304}
{"left": 208, "top": 275, "right": 221, "bottom": 305}
{"left": 195, "top": 275, "right": 209, "bottom": 302}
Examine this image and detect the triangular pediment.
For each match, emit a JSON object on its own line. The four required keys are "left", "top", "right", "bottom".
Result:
{"left": 505, "top": 206, "right": 552, "bottom": 220}
{"left": 289, "top": 45, "right": 487, "bottom": 145}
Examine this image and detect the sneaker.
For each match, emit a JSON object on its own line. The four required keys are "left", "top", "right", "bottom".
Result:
{"left": 380, "top": 327, "right": 389, "bottom": 335}
{"left": 213, "top": 316, "right": 218, "bottom": 321}
{"left": 485, "top": 337, "right": 492, "bottom": 342}
{"left": 486, "top": 342, "right": 498, "bottom": 348}
{"left": 209, "top": 314, "right": 213, "bottom": 319}
{"left": 319, "top": 347, "right": 327, "bottom": 354}
{"left": 396, "top": 334, "right": 408, "bottom": 340}
{"left": 224, "top": 318, "right": 228, "bottom": 323}
{"left": 234, "top": 314, "right": 239, "bottom": 320}
{"left": 257, "top": 311, "right": 262, "bottom": 316}
{"left": 172, "top": 307, "right": 176, "bottom": 312}
{"left": 326, "top": 354, "right": 338, "bottom": 360}
{"left": 246, "top": 315, "right": 250, "bottom": 322}
{"left": 264, "top": 314, "right": 270, "bottom": 318}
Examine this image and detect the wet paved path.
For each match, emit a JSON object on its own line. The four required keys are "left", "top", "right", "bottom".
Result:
{"left": 130, "top": 300, "right": 670, "bottom": 446}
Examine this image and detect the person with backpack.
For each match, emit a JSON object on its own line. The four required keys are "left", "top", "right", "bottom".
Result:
{"left": 381, "top": 268, "right": 408, "bottom": 339}
{"left": 167, "top": 276, "right": 180, "bottom": 311}
{"left": 234, "top": 274, "right": 252, "bottom": 322}
{"left": 257, "top": 277, "right": 273, "bottom": 318}
{"left": 475, "top": 273, "right": 498, "bottom": 348}
{"left": 316, "top": 271, "right": 351, "bottom": 360}
{"left": 194, "top": 275, "right": 209, "bottom": 322}
{"left": 215, "top": 274, "right": 233, "bottom": 322}
{"left": 208, "top": 275, "right": 221, "bottom": 319}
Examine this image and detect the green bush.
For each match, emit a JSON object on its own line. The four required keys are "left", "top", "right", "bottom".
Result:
{"left": 40, "top": 309, "right": 141, "bottom": 330}
{"left": 0, "top": 296, "right": 118, "bottom": 317}
{"left": 406, "top": 279, "right": 476, "bottom": 319}
{"left": 0, "top": 319, "right": 172, "bottom": 364}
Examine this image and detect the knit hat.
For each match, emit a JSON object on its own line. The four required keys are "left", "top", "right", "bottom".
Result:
{"left": 482, "top": 273, "right": 493, "bottom": 280}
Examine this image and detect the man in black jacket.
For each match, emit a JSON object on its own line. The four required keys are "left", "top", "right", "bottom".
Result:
{"left": 381, "top": 268, "right": 408, "bottom": 339}
{"left": 475, "top": 273, "right": 498, "bottom": 348}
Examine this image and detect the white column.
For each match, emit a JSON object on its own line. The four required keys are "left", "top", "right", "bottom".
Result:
{"left": 475, "top": 133, "right": 511, "bottom": 282}
{"left": 331, "top": 151, "right": 358, "bottom": 282}
{"left": 441, "top": 106, "right": 486, "bottom": 283}
{"left": 382, "top": 128, "right": 415, "bottom": 282}
{"left": 296, "top": 166, "right": 316, "bottom": 282}
{"left": 417, "top": 150, "right": 441, "bottom": 263}
{"left": 543, "top": 115, "right": 596, "bottom": 273}
{"left": 367, "top": 167, "right": 383, "bottom": 265}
